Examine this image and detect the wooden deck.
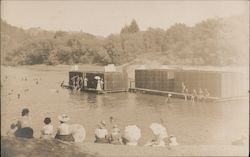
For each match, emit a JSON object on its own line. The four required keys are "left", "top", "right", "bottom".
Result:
{"left": 129, "top": 87, "right": 248, "bottom": 102}
{"left": 62, "top": 85, "right": 127, "bottom": 94}
{"left": 83, "top": 88, "right": 106, "bottom": 94}
{"left": 129, "top": 87, "right": 220, "bottom": 101}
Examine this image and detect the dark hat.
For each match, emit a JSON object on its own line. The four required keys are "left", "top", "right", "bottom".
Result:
{"left": 21, "top": 108, "right": 29, "bottom": 116}
{"left": 44, "top": 117, "right": 51, "bottom": 124}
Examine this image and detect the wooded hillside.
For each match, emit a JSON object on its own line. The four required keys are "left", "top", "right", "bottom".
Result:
{"left": 1, "top": 16, "right": 248, "bottom": 66}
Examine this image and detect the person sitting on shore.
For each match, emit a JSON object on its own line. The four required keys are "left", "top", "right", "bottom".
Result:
{"left": 168, "top": 135, "right": 178, "bottom": 146}
{"left": 14, "top": 108, "right": 34, "bottom": 139}
{"left": 109, "top": 125, "right": 123, "bottom": 145}
{"left": 40, "top": 117, "right": 54, "bottom": 139}
{"left": 94, "top": 121, "right": 109, "bottom": 144}
{"left": 55, "top": 114, "right": 74, "bottom": 142}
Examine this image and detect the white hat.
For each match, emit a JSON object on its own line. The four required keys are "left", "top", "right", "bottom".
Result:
{"left": 58, "top": 114, "right": 70, "bottom": 122}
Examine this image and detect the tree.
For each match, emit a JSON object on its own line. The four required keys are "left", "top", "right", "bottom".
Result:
{"left": 120, "top": 19, "right": 140, "bottom": 34}
{"left": 129, "top": 19, "right": 140, "bottom": 33}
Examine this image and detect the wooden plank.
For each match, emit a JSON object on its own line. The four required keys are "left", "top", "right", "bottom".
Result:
{"left": 129, "top": 87, "right": 220, "bottom": 100}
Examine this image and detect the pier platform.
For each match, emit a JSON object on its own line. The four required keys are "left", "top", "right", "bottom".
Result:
{"left": 129, "top": 87, "right": 248, "bottom": 102}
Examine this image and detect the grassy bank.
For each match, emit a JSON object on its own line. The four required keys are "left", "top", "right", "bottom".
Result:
{"left": 1, "top": 136, "right": 248, "bottom": 157}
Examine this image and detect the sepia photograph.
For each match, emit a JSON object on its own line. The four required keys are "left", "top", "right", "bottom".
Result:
{"left": 1, "top": 0, "right": 249, "bottom": 156}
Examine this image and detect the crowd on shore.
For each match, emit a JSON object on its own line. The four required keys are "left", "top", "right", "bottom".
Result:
{"left": 7, "top": 108, "right": 178, "bottom": 147}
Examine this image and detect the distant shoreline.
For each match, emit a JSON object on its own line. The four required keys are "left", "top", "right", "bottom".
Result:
{"left": 1, "top": 64, "right": 248, "bottom": 73}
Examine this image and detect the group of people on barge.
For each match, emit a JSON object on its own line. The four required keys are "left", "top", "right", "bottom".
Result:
{"left": 7, "top": 108, "right": 178, "bottom": 147}
{"left": 69, "top": 75, "right": 104, "bottom": 91}
{"left": 181, "top": 82, "right": 210, "bottom": 102}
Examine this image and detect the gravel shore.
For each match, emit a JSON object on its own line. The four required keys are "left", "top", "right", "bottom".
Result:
{"left": 1, "top": 136, "right": 248, "bottom": 157}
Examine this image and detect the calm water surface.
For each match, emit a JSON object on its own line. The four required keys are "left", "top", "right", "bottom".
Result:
{"left": 1, "top": 65, "right": 248, "bottom": 145}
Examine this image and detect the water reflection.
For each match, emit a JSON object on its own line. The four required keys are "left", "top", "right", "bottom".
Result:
{"left": 87, "top": 93, "right": 97, "bottom": 108}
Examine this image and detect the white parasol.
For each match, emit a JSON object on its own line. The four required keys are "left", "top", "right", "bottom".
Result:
{"left": 124, "top": 125, "right": 141, "bottom": 142}
{"left": 150, "top": 123, "right": 168, "bottom": 140}
{"left": 94, "top": 76, "right": 101, "bottom": 80}
{"left": 70, "top": 124, "right": 86, "bottom": 142}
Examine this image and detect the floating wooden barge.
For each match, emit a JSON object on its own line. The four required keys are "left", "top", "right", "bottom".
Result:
{"left": 132, "top": 69, "right": 248, "bottom": 100}
{"left": 68, "top": 70, "right": 128, "bottom": 94}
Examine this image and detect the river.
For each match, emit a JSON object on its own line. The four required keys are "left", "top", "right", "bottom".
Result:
{"left": 1, "top": 65, "right": 248, "bottom": 145}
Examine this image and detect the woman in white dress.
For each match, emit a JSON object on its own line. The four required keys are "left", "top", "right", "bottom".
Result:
{"left": 96, "top": 79, "right": 102, "bottom": 91}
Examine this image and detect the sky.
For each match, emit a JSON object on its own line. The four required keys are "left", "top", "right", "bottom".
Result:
{"left": 1, "top": 0, "right": 249, "bottom": 36}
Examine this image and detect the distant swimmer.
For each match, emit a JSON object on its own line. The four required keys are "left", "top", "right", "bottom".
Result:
{"left": 60, "top": 81, "right": 64, "bottom": 87}
{"left": 110, "top": 116, "right": 114, "bottom": 123}
{"left": 18, "top": 93, "right": 21, "bottom": 99}
{"left": 165, "top": 94, "right": 172, "bottom": 103}
{"left": 8, "top": 90, "right": 14, "bottom": 95}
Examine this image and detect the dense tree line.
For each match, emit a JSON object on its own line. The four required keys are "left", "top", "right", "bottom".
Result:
{"left": 1, "top": 16, "right": 248, "bottom": 66}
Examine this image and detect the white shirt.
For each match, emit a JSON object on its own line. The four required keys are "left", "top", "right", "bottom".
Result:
{"left": 42, "top": 124, "right": 54, "bottom": 135}
{"left": 18, "top": 116, "right": 31, "bottom": 128}
{"left": 57, "top": 123, "right": 71, "bottom": 135}
{"left": 84, "top": 78, "right": 88, "bottom": 86}
{"left": 95, "top": 128, "right": 108, "bottom": 139}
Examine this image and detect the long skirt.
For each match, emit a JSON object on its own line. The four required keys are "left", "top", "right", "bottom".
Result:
{"left": 55, "top": 134, "right": 74, "bottom": 142}
{"left": 14, "top": 127, "right": 34, "bottom": 138}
